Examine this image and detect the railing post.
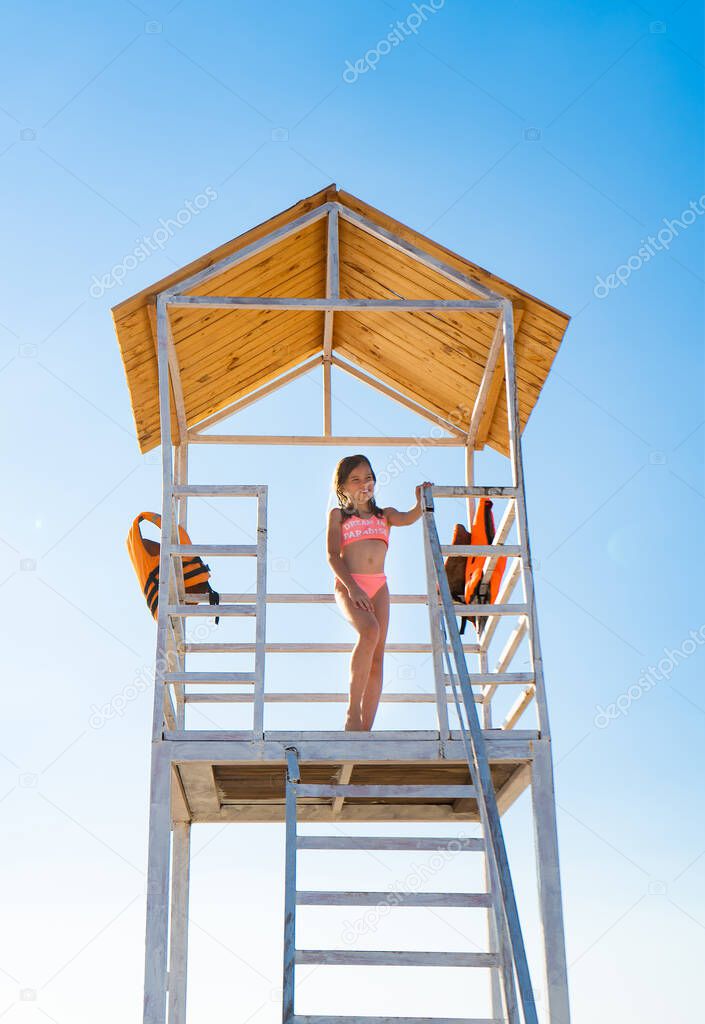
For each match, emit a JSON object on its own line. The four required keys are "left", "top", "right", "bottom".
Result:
{"left": 421, "top": 485, "right": 538, "bottom": 1024}
{"left": 253, "top": 487, "right": 268, "bottom": 739}
{"left": 421, "top": 489, "right": 450, "bottom": 742}
{"left": 154, "top": 294, "right": 176, "bottom": 740}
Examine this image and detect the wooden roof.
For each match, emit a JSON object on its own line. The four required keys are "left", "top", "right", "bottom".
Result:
{"left": 112, "top": 185, "right": 570, "bottom": 455}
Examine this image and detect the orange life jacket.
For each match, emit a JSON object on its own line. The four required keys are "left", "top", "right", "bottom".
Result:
{"left": 126, "top": 512, "right": 219, "bottom": 621}
{"left": 444, "top": 498, "right": 506, "bottom": 636}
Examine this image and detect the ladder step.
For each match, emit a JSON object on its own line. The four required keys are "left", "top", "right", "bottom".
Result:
{"left": 432, "top": 484, "right": 517, "bottom": 498}
{"left": 296, "top": 837, "right": 484, "bottom": 852}
{"left": 444, "top": 673, "right": 534, "bottom": 686}
{"left": 164, "top": 672, "right": 256, "bottom": 685}
{"left": 167, "top": 604, "right": 256, "bottom": 617}
{"left": 441, "top": 544, "right": 522, "bottom": 557}
{"left": 295, "top": 950, "right": 498, "bottom": 968}
{"left": 296, "top": 891, "right": 491, "bottom": 908}
{"left": 293, "top": 1017, "right": 502, "bottom": 1024}
{"left": 295, "top": 785, "right": 475, "bottom": 799}
{"left": 452, "top": 603, "right": 528, "bottom": 617}
{"left": 173, "top": 484, "right": 265, "bottom": 497}
{"left": 171, "top": 544, "right": 258, "bottom": 556}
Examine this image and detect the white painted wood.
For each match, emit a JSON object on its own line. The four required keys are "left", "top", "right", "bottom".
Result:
{"left": 467, "top": 315, "right": 504, "bottom": 449}
{"left": 334, "top": 203, "right": 505, "bottom": 301}
{"left": 253, "top": 488, "right": 268, "bottom": 738}
{"left": 502, "top": 687, "right": 536, "bottom": 730}
{"left": 170, "top": 543, "right": 257, "bottom": 556}
{"left": 423, "top": 524, "right": 450, "bottom": 741}
{"left": 296, "top": 836, "right": 484, "bottom": 852}
{"left": 180, "top": 641, "right": 482, "bottom": 654}
{"left": 332, "top": 356, "right": 467, "bottom": 438}
{"left": 294, "top": 785, "right": 475, "bottom": 799}
{"left": 165, "top": 672, "right": 256, "bottom": 685}
{"left": 331, "top": 761, "right": 354, "bottom": 817}
{"left": 296, "top": 950, "right": 498, "bottom": 968}
{"left": 293, "top": 1016, "right": 501, "bottom": 1024}
{"left": 172, "top": 484, "right": 265, "bottom": 497}
{"left": 447, "top": 673, "right": 533, "bottom": 686}
{"left": 182, "top": 692, "right": 483, "bottom": 704}
{"left": 153, "top": 295, "right": 176, "bottom": 743}
{"left": 183, "top": 592, "right": 429, "bottom": 605}
{"left": 143, "top": 743, "right": 171, "bottom": 1024}
{"left": 441, "top": 544, "right": 521, "bottom": 557}
{"left": 167, "top": 604, "right": 255, "bottom": 617}
{"left": 166, "top": 735, "right": 536, "bottom": 761}
{"left": 190, "top": 357, "right": 320, "bottom": 433}
{"left": 283, "top": 749, "right": 299, "bottom": 1024}
{"left": 167, "top": 822, "right": 190, "bottom": 1024}
{"left": 500, "top": 300, "right": 550, "bottom": 739}
{"left": 531, "top": 741, "right": 572, "bottom": 1024}
{"left": 323, "top": 208, "right": 339, "bottom": 436}
{"left": 296, "top": 891, "right": 492, "bottom": 908}
{"left": 167, "top": 295, "right": 502, "bottom": 312}
{"left": 188, "top": 434, "right": 463, "bottom": 446}
{"left": 433, "top": 486, "right": 517, "bottom": 498}
{"left": 422, "top": 486, "right": 538, "bottom": 1024}
{"left": 165, "top": 203, "right": 332, "bottom": 297}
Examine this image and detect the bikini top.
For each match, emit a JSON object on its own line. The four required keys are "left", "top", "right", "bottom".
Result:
{"left": 340, "top": 511, "right": 390, "bottom": 548}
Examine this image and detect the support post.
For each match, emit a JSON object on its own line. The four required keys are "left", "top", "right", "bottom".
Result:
{"left": 531, "top": 741, "right": 571, "bottom": 1024}
{"left": 500, "top": 299, "right": 549, "bottom": 737}
{"left": 143, "top": 742, "right": 172, "bottom": 1024}
{"left": 154, "top": 295, "right": 176, "bottom": 742}
{"left": 167, "top": 822, "right": 190, "bottom": 1024}
{"left": 282, "top": 748, "right": 300, "bottom": 1024}
{"left": 323, "top": 208, "right": 339, "bottom": 436}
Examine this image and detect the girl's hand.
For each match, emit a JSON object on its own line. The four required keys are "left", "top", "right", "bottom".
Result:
{"left": 348, "top": 584, "right": 374, "bottom": 613}
{"left": 415, "top": 481, "right": 434, "bottom": 505}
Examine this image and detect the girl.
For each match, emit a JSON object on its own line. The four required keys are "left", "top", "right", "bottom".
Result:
{"left": 326, "top": 453, "right": 433, "bottom": 731}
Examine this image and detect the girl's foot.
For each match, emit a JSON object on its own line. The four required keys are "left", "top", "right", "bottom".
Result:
{"left": 344, "top": 708, "right": 363, "bottom": 731}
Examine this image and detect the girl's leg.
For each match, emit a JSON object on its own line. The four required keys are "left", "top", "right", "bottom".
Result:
{"left": 360, "top": 583, "right": 390, "bottom": 731}
{"left": 334, "top": 583, "right": 380, "bottom": 730}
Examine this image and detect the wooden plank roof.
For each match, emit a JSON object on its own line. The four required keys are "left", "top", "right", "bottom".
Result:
{"left": 112, "top": 185, "right": 570, "bottom": 455}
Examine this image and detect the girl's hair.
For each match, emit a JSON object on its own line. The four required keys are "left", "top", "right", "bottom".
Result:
{"left": 333, "top": 454, "right": 385, "bottom": 519}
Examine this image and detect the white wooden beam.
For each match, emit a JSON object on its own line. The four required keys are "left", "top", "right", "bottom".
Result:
{"left": 332, "top": 356, "right": 466, "bottom": 438}
{"left": 334, "top": 202, "right": 505, "bottom": 301}
{"left": 167, "top": 821, "right": 190, "bottom": 1024}
{"left": 143, "top": 743, "right": 171, "bottom": 1024}
{"left": 189, "top": 357, "right": 320, "bottom": 434}
{"left": 467, "top": 314, "right": 503, "bottom": 449}
{"left": 164, "top": 203, "right": 333, "bottom": 298}
{"left": 323, "top": 208, "right": 339, "bottom": 436}
{"left": 188, "top": 434, "right": 464, "bottom": 446}
{"left": 501, "top": 300, "right": 550, "bottom": 738}
{"left": 166, "top": 296, "right": 501, "bottom": 312}
{"left": 531, "top": 742, "right": 571, "bottom": 1024}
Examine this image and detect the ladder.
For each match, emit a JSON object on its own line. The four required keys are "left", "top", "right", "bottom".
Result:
{"left": 154, "top": 484, "right": 268, "bottom": 737}
{"left": 280, "top": 487, "right": 538, "bottom": 1024}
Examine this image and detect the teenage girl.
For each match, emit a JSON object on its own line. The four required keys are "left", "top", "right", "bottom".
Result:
{"left": 326, "top": 453, "right": 433, "bottom": 731}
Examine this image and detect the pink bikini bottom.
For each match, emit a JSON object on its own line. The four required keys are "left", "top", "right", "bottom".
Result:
{"left": 350, "top": 572, "right": 387, "bottom": 599}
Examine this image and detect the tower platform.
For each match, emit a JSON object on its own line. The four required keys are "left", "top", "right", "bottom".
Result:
{"left": 168, "top": 729, "right": 534, "bottom": 824}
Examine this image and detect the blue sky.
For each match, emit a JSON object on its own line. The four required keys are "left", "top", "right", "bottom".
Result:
{"left": 0, "top": 1, "right": 703, "bottom": 1022}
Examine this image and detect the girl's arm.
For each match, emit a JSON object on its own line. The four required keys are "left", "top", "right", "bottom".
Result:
{"left": 384, "top": 481, "right": 434, "bottom": 527}
{"left": 326, "top": 508, "right": 374, "bottom": 612}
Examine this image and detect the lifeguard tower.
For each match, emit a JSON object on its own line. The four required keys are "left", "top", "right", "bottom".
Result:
{"left": 112, "top": 185, "right": 571, "bottom": 1024}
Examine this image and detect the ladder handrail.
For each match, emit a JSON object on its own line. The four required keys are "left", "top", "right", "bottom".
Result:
{"left": 421, "top": 485, "right": 538, "bottom": 1024}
